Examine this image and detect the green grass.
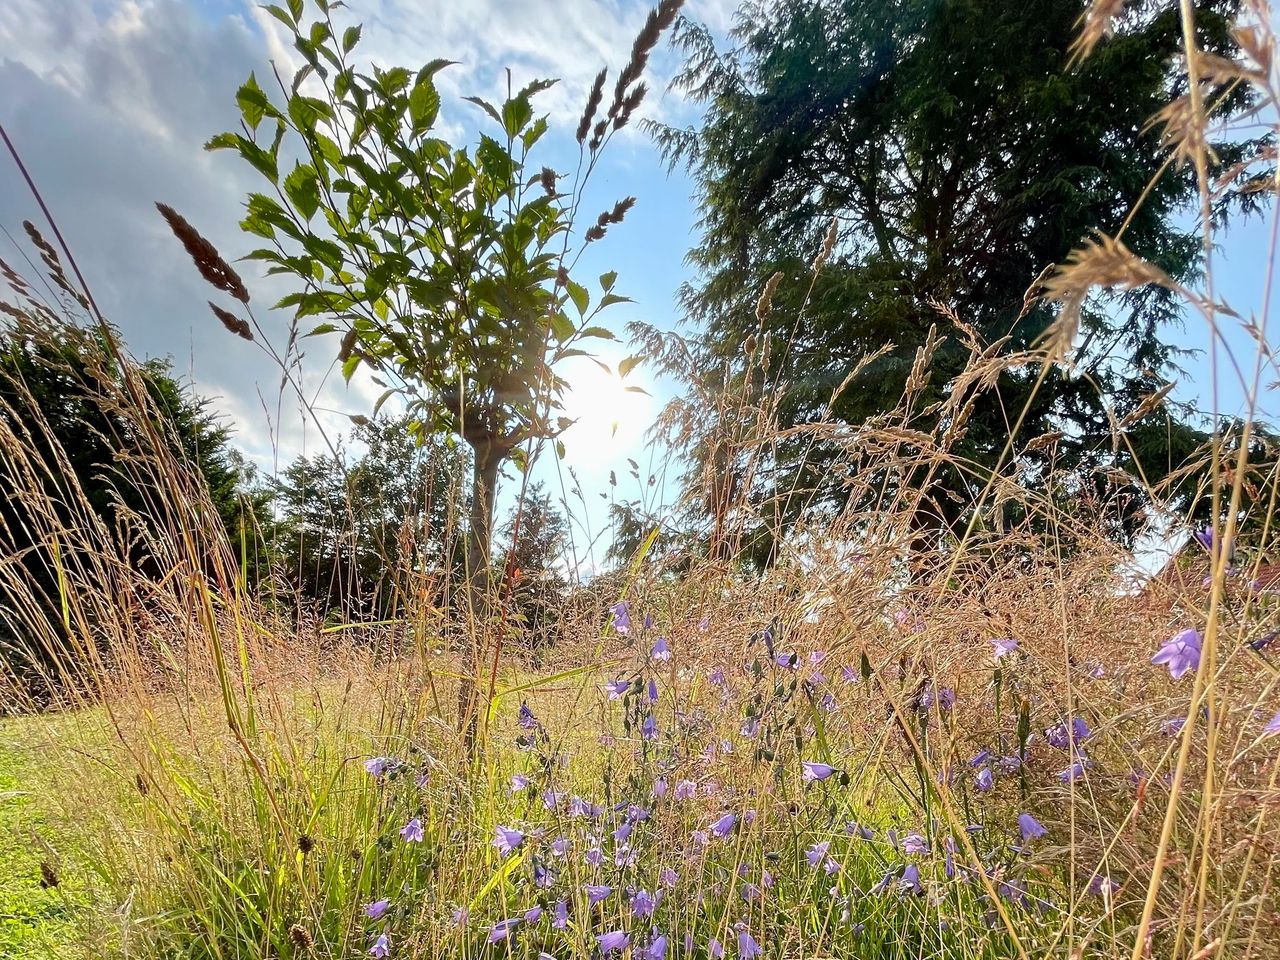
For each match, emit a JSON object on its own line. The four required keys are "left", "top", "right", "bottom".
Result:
{"left": 0, "top": 720, "right": 88, "bottom": 960}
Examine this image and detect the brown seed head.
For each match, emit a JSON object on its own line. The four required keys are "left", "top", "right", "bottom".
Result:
{"left": 208, "top": 302, "right": 253, "bottom": 341}
{"left": 756, "top": 271, "right": 784, "bottom": 323}
{"left": 39, "top": 860, "right": 59, "bottom": 889}
{"left": 289, "top": 923, "right": 314, "bottom": 950}
{"left": 577, "top": 69, "right": 607, "bottom": 145}
{"left": 157, "top": 202, "right": 250, "bottom": 304}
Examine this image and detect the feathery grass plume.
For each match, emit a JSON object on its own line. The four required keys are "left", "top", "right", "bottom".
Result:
{"left": 23, "top": 221, "right": 89, "bottom": 311}
{"left": 585, "top": 197, "right": 636, "bottom": 242}
{"left": 1233, "top": 22, "right": 1275, "bottom": 76}
{"left": 812, "top": 217, "right": 838, "bottom": 273}
{"left": 1120, "top": 381, "right": 1178, "bottom": 428}
{"left": 539, "top": 166, "right": 558, "bottom": 196}
{"left": 338, "top": 327, "right": 358, "bottom": 362}
{"left": 155, "top": 202, "right": 250, "bottom": 304}
{"left": 0, "top": 256, "right": 32, "bottom": 299}
{"left": 1039, "top": 232, "right": 1174, "bottom": 360}
{"left": 208, "top": 301, "right": 253, "bottom": 341}
{"left": 608, "top": 0, "right": 685, "bottom": 120}
{"left": 1069, "top": 0, "right": 1127, "bottom": 66}
{"left": 1147, "top": 93, "right": 1216, "bottom": 170}
{"left": 614, "top": 83, "right": 649, "bottom": 131}
{"left": 755, "top": 271, "right": 783, "bottom": 323}
{"left": 577, "top": 68, "right": 607, "bottom": 144}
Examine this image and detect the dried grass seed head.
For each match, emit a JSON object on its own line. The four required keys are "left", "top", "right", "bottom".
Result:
{"left": 208, "top": 302, "right": 253, "bottom": 341}
{"left": 156, "top": 203, "right": 250, "bottom": 304}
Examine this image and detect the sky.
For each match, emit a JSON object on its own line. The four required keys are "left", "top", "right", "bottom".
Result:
{"left": 0, "top": 0, "right": 1276, "bottom": 572}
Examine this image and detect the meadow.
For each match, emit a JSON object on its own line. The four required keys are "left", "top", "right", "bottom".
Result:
{"left": 2, "top": 0, "right": 1280, "bottom": 958}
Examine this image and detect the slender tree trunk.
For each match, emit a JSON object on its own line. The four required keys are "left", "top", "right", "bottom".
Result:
{"left": 457, "top": 440, "right": 500, "bottom": 752}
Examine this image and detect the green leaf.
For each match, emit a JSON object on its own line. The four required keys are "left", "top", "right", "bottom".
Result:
{"left": 204, "top": 131, "right": 239, "bottom": 151}
{"left": 409, "top": 76, "right": 440, "bottom": 130}
{"left": 599, "top": 270, "right": 618, "bottom": 292}
{"left": 549, "top": 311, "right": 575, "bottom": 343}
{"left": 463, "top": 96, "right": 503, "bottom": 126}
{"left": 263, "top": 4, "right": 295, "bottom": 29}
{"left": 283, "top": 163, "right": 321, "bottom": 221}
{"left": 599, "top": 293, "right": 632, "bottom": 309}
{"left": 501, "top": 94, "right": 533, "bottom": 139}
{"left": 286, "top": 0, "right": 303, "bottom": 21}
{"left": 236, "top": 73, "right": 271, "bottom": 130}
{"left": 291, "top": 64, "right": 314, "bottom": 93}
{"left": 565, "top": 279, "right": 589, "bottom": 316}
{"left": 578, "top": 326, "right": 617, "bottom": 341}
{"left": 342, "top": 352, "right": 361, "bottom": 383}
{"left": 306, "top": 322, "right": 338, "bottom": 336}
{"left": 618, "top": 355, "right": 643, "bottom": 378}
{"left": 342, "top": 24, "right": 361, "bottom": 53}
{"left": 372, "top": 388, "right": 397, "bottom": 417}
{"left": 237, "top": 138, "right": 279, "bottom": 183}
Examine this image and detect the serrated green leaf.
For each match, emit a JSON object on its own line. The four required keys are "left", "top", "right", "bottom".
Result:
{"left": 306, "top": 322, "right": 338, "bottom": 337}
{"left": 618, "top": 354, "right": 643, "bottom": 378}
{"left": 565, "top": 279, "right": 589, "bottom": 316}
{"left": 342, "top": 24, "right": 361, "bottom": 53}
{"left": 342, "top": 353, "right": 361, "bottom": 382}
{"left": 236, "top": 73, "right": 271, "bottom": 130}
{"left": 204, "top": 131, "right": 239, "bottom": 151}
{"left": 578, "top": 326, "right": 617, "bottom": 341}
{"left": 463, "top": 96, "right": 502, "bottom": 126}
{"left": 409, "top": 76, "right": 440, "bottom": 130}
{"left": 599, "top": 270, "right": 618, "bottom": 292}
{"left": 549, "top": 311, "right": 575, "bottom": 342}
{"left": 263, "top": 4, "right": 295, "bottom": 30}
{"left": 283, "top": 163, "right": 320, "bottom": 221}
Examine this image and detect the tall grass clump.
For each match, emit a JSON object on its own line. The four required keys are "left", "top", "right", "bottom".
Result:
{"left": 0, "top": 0, "right": 1279, "bottom": 959}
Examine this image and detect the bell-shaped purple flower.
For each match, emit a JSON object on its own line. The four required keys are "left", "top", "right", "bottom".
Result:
{"left": 631, "top": 888, "right": 656, "bottom": 917}
{"left": 801, "top": 761, "right": 836, "bottom": 783}
{"left": 598, "top": 930, "right": 629, "bottom": 954}
{"left": 1265, "top": 710, "right": 1280, "bottom": 737}
{"left": 1153, "top": 628, "right": 1202, "bottom": 680}
{"left": 493, "top": 825, "right": 524, "bottom": 857}
{"left": 711, "top": 812, "right": 737, "bottom": 838}
{"left": 399, "top": 818, "right": 424, "bottom": 843}
{"left": 1017, "top": 813, "right": 1047, "bottom": 841}
{"left": 609, "top": 602, "right": 632, "bottom": 635}
{"left": 488, "top": 918, "right": 520, "bottom": 943}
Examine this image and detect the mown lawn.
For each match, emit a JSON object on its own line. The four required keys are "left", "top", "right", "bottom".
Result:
{"left": 0, "top": 721, "right": 87, "bottom": 959}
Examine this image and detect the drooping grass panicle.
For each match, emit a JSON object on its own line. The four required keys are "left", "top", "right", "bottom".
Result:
{"left": 578, "top": 68, "right": 608, "bottom": 144}
{"left": 208, "top": 301, "right": 253, "bottom": 341}
{"left": 155, "top": 202, "right": 250, "bottom": 305}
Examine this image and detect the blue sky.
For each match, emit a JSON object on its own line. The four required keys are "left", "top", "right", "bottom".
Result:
{"left": 0, "top": 0, "right": 1275, "bottom": 571}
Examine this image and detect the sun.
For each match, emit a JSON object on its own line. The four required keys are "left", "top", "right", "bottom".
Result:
{"left": 557, "top": 352, "right": 652, "bottom": 459}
